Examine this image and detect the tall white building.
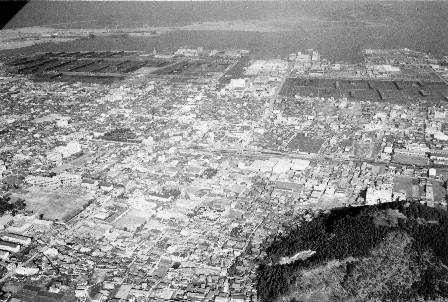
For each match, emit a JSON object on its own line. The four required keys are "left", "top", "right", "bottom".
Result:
{"left": 1, "top": 233, "right": 31, "bottom": 246}
{"left": 228, "top": 78, "right": 246, "bottom": 90}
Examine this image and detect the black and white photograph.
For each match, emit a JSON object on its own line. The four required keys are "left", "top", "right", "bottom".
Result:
{"left": 0, "top": 0, "right": 447, "bottom": 301}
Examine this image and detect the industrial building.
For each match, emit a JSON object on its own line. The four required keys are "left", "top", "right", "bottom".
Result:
{"left": 0, "top": 250, "right": 9, "bottom": 260}
{"left": 1, "top": 233, "right": 32, "bottom": 246}
{"left": 280, "top": 77, "right": 448, "bottom": 104}
{"left": 7, "top": 51, "right": 175, "bottom": 83}
{"left": 0, "top": 240, "right": 20, "bottom": 253}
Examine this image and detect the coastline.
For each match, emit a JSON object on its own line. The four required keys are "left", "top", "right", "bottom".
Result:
{"left": 0, "top": 17, "right": 386, "bottom": 51}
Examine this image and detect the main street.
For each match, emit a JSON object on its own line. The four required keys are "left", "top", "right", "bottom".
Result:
{"left": 262, "top": 61, "right": 293, "bottom": 122}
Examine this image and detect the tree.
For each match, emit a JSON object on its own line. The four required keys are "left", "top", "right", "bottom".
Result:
{"left": 202, "top": 168, "right": 218, "bottom": 179}
{"left": 15, "top": 199, "right": 26, "bottom": 211}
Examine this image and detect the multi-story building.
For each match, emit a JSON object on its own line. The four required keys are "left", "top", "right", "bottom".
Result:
{"left": 1, "top": 233, "right": 31, "bottom": 246}
{"left": 0, "top": 240, "right": 20, "bottom": 253}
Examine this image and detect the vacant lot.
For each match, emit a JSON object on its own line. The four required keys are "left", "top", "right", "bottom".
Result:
{"left": 113, "top": 209, "right": 148, "bottom": 232}
{"left": 21, "top": 191, "right": 91, "bottom": 221}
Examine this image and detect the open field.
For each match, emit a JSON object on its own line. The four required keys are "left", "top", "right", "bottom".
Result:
{"left": 286, "top": 134, "right": 325, "bottom": 154}
{"left": 20, "top": 191, "right": 91, "bottom": 221}
{"left": 113, "top": 209, "right": 148, "bottom": 232}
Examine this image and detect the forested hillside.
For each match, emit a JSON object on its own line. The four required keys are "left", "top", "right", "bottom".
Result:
{"left": 256, "top": 202, "right": 448, "bottom": 302}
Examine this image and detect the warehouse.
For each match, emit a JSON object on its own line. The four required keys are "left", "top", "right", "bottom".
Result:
{"left": 0, "top": 250, "right": 9, "bottom": 260}
{"left": 1, "top": 233, "right": 31, "bottom": 246}
{"left": 0, "top": 240, "right": 20, "bottom": 253}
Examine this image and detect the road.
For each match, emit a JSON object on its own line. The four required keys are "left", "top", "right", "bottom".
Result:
{"left": 432, "top": 71, "right": 448, "bottom": 86}
{"left": 241, "top": 216, "right": 265, "bottom": 254}
{"left": 191, "top": 144, "right": 427, "bottom": 172}
{"left": 262, "top": 61, "right": 293, "bottom": 122}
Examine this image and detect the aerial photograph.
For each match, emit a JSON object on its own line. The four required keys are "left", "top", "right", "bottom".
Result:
{"left": 0, "top": 0, "right": 447, "bottom": 301}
